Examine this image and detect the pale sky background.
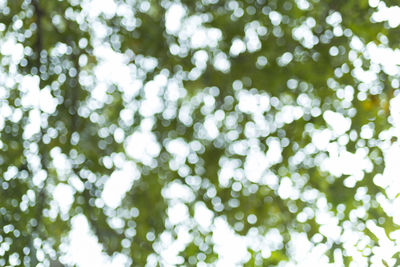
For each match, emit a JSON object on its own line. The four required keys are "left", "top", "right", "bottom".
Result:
{"left": 64, "top": 1, "right": 400, "bottom": 266}
{"left": 2, "top": 0, "right": 400, "bottom": 266}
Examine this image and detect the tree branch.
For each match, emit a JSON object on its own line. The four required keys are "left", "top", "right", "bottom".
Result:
{"left": 30, "top": 0, "right": 49, "bottom": 265}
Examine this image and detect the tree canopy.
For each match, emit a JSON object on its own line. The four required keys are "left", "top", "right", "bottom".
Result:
{"left": 1, "top": 0, "right": 400, "bottom": 266}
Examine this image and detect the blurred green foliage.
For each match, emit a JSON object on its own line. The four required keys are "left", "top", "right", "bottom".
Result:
{"left": 0, "top": 0, "right": 399, "bottom": 266}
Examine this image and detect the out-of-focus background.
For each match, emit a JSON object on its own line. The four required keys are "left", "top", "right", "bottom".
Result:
{"left": 1, "top": 0, "right": 400, "bottom": 266}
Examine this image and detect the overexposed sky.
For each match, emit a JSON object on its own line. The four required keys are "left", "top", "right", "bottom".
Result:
{"left": 1, "top": 0, "right": 400, "bottom": 266}
{"left": 62, "top": 2, "right": 400, "bottom": 266}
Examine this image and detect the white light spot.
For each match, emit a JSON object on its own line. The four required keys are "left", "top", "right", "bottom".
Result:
{"left": 102, "top": 163, "right": 139, "bottom": 208}
{"left": 323, "top": 110, "right": 351, "bottom": 135}
{"left": 40, "top": 87, "right": 58, "bottom": 114}
{"left": 165, "top": 4, "right": 185, "bottom": 34}
{"left": 53, "top": 183, "right": 74, "bottom": 214}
